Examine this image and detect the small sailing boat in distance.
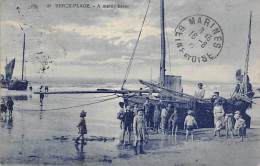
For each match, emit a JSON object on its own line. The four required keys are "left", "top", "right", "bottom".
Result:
{"left": 0, "top": 58, "right": 15, "bottom": 88}
{"left": 1, "top": 33, "right": 28, "bottom": 90}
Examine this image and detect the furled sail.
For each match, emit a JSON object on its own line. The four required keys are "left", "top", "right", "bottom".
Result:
{"left": 5, "top": 58, "right": 15, "bottom": 81}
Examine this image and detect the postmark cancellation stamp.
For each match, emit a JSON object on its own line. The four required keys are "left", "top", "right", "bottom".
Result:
{"left": 174, "top": 14, "right": 224, "bottom": 63}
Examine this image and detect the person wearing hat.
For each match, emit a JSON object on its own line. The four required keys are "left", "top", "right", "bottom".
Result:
{"left": 194, "top": 83, "right": 205, "bottom": 99}
{"left": 133, "top": 109, "right": 147, "bottom": 155}
{"left": 75, "top": 110, "right": 87, "bottom": 144}
{"left": 184, "top": 110, "right": 198, "bottom": 141}
{"left": 211, "top": 92, "right": 220, "bottom": 105}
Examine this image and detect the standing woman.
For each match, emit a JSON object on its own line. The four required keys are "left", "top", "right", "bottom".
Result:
{"left": 133, "top": 109, "right": 146, "bottom": 155}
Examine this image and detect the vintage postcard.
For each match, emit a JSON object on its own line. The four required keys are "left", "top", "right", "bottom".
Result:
{"left": 0, "top": 0, "right": 260, "bottom": 165}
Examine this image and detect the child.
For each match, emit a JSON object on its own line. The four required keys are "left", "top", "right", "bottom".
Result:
{"left": 184, "top": 110, "right": 198, "bottom": 141}
{"left": 234, "top": 111, "right": 246, "bottom": 141}
{"left": 75, "top": 110, "right": 87, "bottom": 144}
{"left": 133, "top": 109, "right": 147, "bottom": 155}
{"left": 122, "top": 105, "right": 134, "bottom": 146}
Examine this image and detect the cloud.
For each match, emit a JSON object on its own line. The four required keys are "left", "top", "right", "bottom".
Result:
{"left": 51, "top": 19, "right": 160, "bottom": 45}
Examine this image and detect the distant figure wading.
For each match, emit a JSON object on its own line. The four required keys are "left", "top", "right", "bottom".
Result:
{"left": 6, "top": 97, "right": 14, "bottom": 116}
{"left": 0, "top": 98, "right": 7, "bottom": 115}
{"left": 39, "top": 86, "right": 44, "bottom": 106}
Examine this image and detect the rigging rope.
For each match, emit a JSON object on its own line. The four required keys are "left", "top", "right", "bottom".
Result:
{"left": 165, "top": 28, "right": 172, "bottom": 73}
{"left": 43, "top": 95, "right": 121, "bottom": 111}
{"left": 121, "top": 0, "right": 151, "bottom": 90}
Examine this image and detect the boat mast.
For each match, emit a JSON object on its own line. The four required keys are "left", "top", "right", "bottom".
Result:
{"left": 159, "top": 0, "right": 166, "bottom": 86}
{"left": 241, "top": 11, "right": 252, "bottom": 95}
{"left": 22, "top": 33, "right": 25, "bottom": 80}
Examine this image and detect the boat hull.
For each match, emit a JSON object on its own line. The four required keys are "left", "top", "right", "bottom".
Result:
{"left": 8, "top": 80, "right": 28, "bottom": 90}
{"left": 123, "top": 94, "right": 251, "bottom": 129}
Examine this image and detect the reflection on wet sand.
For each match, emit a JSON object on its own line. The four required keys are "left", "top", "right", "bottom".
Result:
{"left": 75, "top": 142, "right": 87, "bottom": 161}
{"left": 0, "top": 113, "right": 14, "bottom": 134}
{"left": 40, "top": 105, "right": 44, "bottom": 119}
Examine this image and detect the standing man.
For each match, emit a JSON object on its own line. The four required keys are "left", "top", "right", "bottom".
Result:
{"left": 133, "top": 109, "right": 146, "bottom": 155}
{"left": 194, "top": 83, "right": 205, "bottom": 99}
{"left": 6, "top": 97, "right": 14, "bottom": 116}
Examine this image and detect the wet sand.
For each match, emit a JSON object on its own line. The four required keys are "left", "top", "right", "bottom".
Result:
{"left": 0, "top": 84, "right": 260, "bottom": 166}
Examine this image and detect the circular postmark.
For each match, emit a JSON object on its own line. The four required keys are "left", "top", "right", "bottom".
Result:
{"left": 174, "top": 14, "right": 224, "bottom": 63}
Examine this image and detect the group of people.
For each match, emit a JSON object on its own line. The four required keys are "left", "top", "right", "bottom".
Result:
{"left": 212, "top": 92, "right": 246, "bottom": 140}
{"left": 0, "top": 97, "right": 14, "bottom": 116}
{"left": 195, "top": 83, "right": 247, "bottom": 140}
{"left": 116, "top": 87, "right": 249, "bottom": 155}
{"left": 117, "top": 101, "right": 147, "bottom": 155}
{"left": 117, "top": 98, "right": 201, "bottom": 155}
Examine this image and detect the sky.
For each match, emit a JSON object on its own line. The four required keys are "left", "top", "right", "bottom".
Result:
{"left": 0, "top": 0, "right": 260, "bottom": 84}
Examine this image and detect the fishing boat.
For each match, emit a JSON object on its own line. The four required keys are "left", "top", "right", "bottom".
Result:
{"left": 0, "top": 58, "right": 15, "bottom": 88}
{"left": 119, "top": 1, "right": 255, "bottom": 128}
{"left": 1, "top": 33, "right": 28, "bottom": 90}
{"left": 35, "top": 0, "right": 255, "bottom": 128}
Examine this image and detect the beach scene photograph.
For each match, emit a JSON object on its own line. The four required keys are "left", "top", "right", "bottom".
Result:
{"left": 1, "top": 0, "right": 260, "bottom": 166}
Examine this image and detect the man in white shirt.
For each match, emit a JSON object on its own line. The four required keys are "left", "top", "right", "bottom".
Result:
{"left": 194, "top": 83, "right": 205, "bottom": 99}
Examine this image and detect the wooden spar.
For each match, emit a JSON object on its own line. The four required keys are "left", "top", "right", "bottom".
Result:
{"left": 34, "top": 89, "right": 156, "bottom": 95}
{"left": 159, "top": 0, "right": 166, "bottom": 86}
{"left": 139, "top": 80, "right": 195, "bottom": 99}
{"left": 240, "top": 12, "right": 252, "bottom": 95}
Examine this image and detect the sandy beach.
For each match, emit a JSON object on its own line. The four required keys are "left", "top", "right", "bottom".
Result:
{"left": 0, "top": 82, "right": 260, "bottom": 166}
